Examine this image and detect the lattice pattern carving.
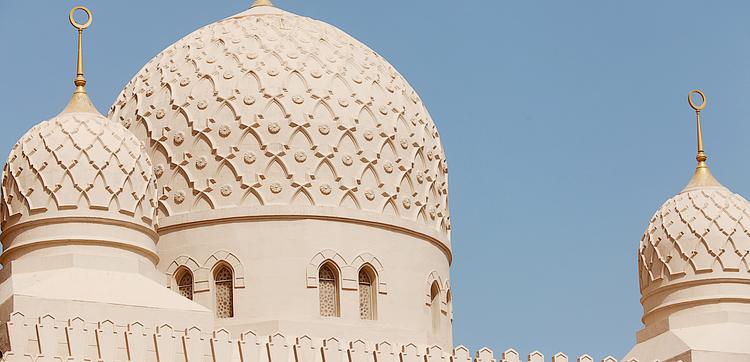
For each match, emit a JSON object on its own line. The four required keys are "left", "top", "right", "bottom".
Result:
{"left": 639, "top": 187, "right": 750, "bottom": 290}
{"left": 359, "top": 269, "right": 374, "bottom": 320}
{"left": 1, "top": 113, "right": 156, "bottom": 228}
{"left": 108, "top": 6, "right": 450, "bottom": 236}
{"left": 319, "top": 265, "right": 338, "bottom": 317}
{"left": 177, "top": 270, "right": 194, "bottom": 300}
{"left": 215, "top": 266, "right": 234, "bottom": 318}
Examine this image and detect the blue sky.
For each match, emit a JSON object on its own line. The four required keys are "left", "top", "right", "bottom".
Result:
{"left": 3, "top": 1, "right": 750, "bottom": 359}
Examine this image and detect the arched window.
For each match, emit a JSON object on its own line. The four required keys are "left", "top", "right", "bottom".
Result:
{"left": 214, "top": 264, "right": 234, "bottom": 318}
{"left": 358, "top": 266, "right": 377, "bottom": 320}
{"left": 175, "top": 268, "right": 194, "bottom": 300}
{"left": 430, "top": 281, "right": 440, "bottom": 331}
{"left": 319, "top": 263, "right": 340, "bottom": 317}
{"left": 446, "top": 289, "right": 453, "bottom": 322}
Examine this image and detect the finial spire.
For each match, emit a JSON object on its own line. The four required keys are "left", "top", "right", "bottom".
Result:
{"left": 251, "top": 0, "right": 273, "bottom": 8}
{"left": 70, "top": 6, "right": 92, "bottom": 94}
{"left": 683, "top": 89, "right": 722, "bottom": 191}
{"left": 61, "top": 6, "right": 98, "bottom": 114}
{"left": 688, "top": 89, "right": 708, "bottom": 168}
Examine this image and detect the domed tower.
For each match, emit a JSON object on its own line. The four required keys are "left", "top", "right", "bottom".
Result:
{"left": 0, "top": 7, "right": 212, "bottom": 331}
{"left": 625, "top": 91, "right": 750, "bottom": 361}
{"left": 109, "top": 1, "right": 452, "bottom": 347}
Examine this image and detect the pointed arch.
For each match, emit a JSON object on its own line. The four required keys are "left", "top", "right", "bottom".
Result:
{"left": 382, "top": 197, "right": 400, "bottom": 216}
{"left": 263, "top": 157, "right": 291, "bottom": 180}
{"left": 166, "top": 255, "right": 203, "bottom": 292}
{"left": 175, "top": 267, "right": 194, "bottom": 300}
{"left": 215, "top": 159, "right": 241, "bottom": 183}
{"left": 238, "top": 70, "right": 262, "bottom": 95}
{"left": 116, "top": 178, "right": 138, "bottom": 216}
{"left": 240, "top": 187, "right": 265, "bottom": 206}
{"left": 191, "top": 191, "right": 215, "bottom": 211}
{"left": 370, "top": 81, "right": 387, "bottom": 104}
{"left": 169, "top": 165, "right": 192, "bottom": 194}
{"left": 357, "top": 106, "right": 378, "bottom": 128}
{"left": 425, "top": 271, "right": 444, "bottom": 305}
{"left": 318, "top": 262, "right": 341, "bottom": 317}
{"left": 262, "top": 98, "right": 289, "bottom": 121}
{"left": 396, "top": 114, "right": 413, "bottom": 136}
{"left": 191, "top": 75, "right": 218, "bottom": 101}
{"left": 203, "top": 250, "right": 245, "bottom": 288}
{"left": 399, "top": 172, "right": 416, "bottom": 195}
{"left": 417, "top": 206, "right": 428, "bottom": 223}
{"left": 329, "top": 74, "right": 353, "bottom": 96}
{"left": 288, "top": 127, "right": 314, "bottom": 150}
{"left": 157, "top": 200, "right": 171, "bottom": 218}
{"left": 314, "top": 158, "right": 339, "bottom": 182}
{"left": 284, "top": 70, "right": 309, "bottom": 93}
{"left": 446, "top": 288, "right": 453, "bottom": 321}
{"left": 263, "top": 52, "right": 284, "bottom": 74}
{"left": 378, "top": 138, "right": 398, "bottom": 161}
{"left": 358, "top": 265, "right": 377, "bottom": 320}
{"left": 154, "top": 84, "right": 173, "bottom": 108}
{"left": 339, "top": 191, "right": 361, "bottom": 210}
{"left": 312, "top": 100, "right": 337, "bottom": 123}
{"left": 213, "top": 263, "right": 234, "bottom": 318}
{"left": 413, "top": 148, "right": 427, "bottom": 171}
{"left": 210, "top": 100, "right": 240, "bottom": 124}
{"left": 226, "top": 53, "right": 243, "bottom": 73}
{"left": 429, "top": 182, "right": 440, "bottom": 203}
{"left": 336, "top": 131, "right": 360, "bottom": 154}
{"left": 50, "top": 171, "right": 78, "bottom": 209}
{"left": 239, "top": 126, "right": 264, "bottom": 148}
{"left": 351, "top": 253, "right": 387, "bottom": 294}
{"left": 430, "top": 280, "right": 441, "bottom": 332}
{"left": 85, "top": 171, "right": 111, "bottom": 210}
{"left": 318, "top": 261, "right": 340, "bottom": 317}
{"left": 306, "top": 250, "right": 352, "bottom": 288}
{"left": 291, "top": 187, "right": 315, "bottom": 206}
{"left": 359, "top": 164, "right": 383, "bottom": 189}
{"left": 190, "top": 132, "right": 215, "bottom": 160}
{"left": 302, "top": 53, "right": 325, "bottom": 71}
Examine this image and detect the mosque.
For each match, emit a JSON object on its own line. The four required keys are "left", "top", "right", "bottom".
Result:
{"left": 0, "top": 2, "right": 747, "bottom": 361}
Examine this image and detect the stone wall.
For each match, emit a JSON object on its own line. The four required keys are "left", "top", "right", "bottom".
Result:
{"left": 0, "top": 312, "right": 635, "bottom": 362}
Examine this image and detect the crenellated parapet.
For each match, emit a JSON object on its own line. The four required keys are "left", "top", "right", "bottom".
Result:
{"left": 0, "top": 312, "right": 636, "bottom": 362}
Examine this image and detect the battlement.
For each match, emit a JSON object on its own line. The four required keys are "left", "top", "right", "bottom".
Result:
{"left": 0, "top": 312, "right": 642, "bottom": 362}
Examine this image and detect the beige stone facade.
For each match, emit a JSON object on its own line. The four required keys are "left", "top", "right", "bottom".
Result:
{"left": 107, "top": 3, "right": 453, "bottom": 348}
{"left": 0, "top": 2, "right": 748, "bottom": 361}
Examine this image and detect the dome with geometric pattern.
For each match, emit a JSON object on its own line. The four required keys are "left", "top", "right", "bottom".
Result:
{"left": 1, "top": 108, "right": 157, "bottom": 230}
{"left": 109, "top": 3, "right": 450, "bottom": 240}
{"left": 639, "top": 181, "right": 750, "bottom": 293}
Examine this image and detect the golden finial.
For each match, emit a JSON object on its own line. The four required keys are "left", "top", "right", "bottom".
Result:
{"left": 251, "top": 0, "right": 273, "bottom": 8}
{"left": 688, "top": 90, "right": 708, "bottom": 167}
{"left": 62, "top": 6, "right": 98, "bottom": 114}
{"left": 683, "top": 89, "right": 722, "bottom": 191}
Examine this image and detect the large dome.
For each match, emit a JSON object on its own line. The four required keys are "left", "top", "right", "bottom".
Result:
{"left": 109, "top": 4, "right": 450, "bottom": 239}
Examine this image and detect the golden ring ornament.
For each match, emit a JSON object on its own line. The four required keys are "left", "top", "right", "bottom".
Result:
{"left": 688, "top": 89, "right": 706, "bottom": 111}
{"left": 69, "top": 6, "right": 92, "bottom": 30}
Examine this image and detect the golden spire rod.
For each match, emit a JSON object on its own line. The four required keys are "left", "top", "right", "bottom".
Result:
{"left": 69, "top": 6, "right": 92, "bottom": 94}
{"left": 251, "top": 0, "right": 273, "bottom": 8}
{"left": 688, "top": 89, "right": 708, "bottom": 167}
{"left": 683, "top": 89, "right": 722, "bottom": 191}
{"left": 61, "top": 6, "right": 98, "bottom": 114}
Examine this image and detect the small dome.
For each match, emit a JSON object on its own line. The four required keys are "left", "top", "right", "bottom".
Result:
{"left": 109, "top": 5, "right": 450, "bottom": 238}
{"left": 639, "top": 182, "right": 750, "bottom": 292}
{"left": 1, "top": 110, "right": 157, "bottom": 229}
